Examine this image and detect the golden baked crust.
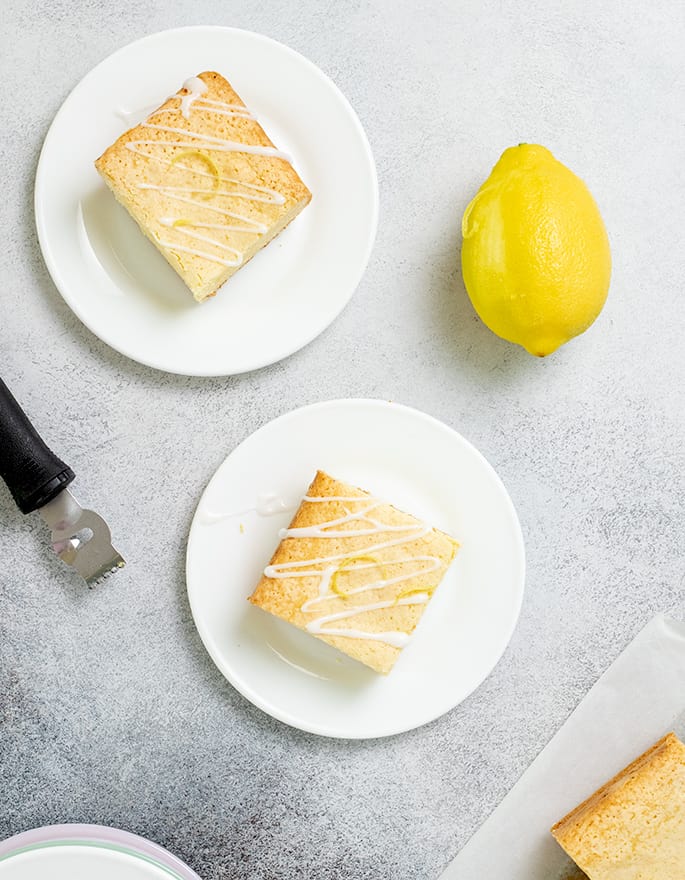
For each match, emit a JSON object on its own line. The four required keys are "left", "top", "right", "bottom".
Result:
{"left": 551, "top": 732, "right": 685, "bottom": 879}
{"left": 95, "top": 71, "right": 311, "bottom": 301}
{"left": 249, "top": 471, "right": 460, "bottom": 674}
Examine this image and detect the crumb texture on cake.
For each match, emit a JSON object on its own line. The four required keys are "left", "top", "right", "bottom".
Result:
{"left": 94, "top": 72, "right": 311, "bottom": 301}
{"left": 249, "top": 471, "right": 459, "bottom": 674}
{"left": 551, "top": 732, "right": 685, "bottom": 880}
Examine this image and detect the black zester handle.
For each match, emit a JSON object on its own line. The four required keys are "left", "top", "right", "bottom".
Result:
{"left": 0, "top": 378, "right": 75, "bottom": 514}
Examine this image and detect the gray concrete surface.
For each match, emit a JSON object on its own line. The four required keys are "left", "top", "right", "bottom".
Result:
{"left": 0, "top": 1, "right": 683, "bottom": 878}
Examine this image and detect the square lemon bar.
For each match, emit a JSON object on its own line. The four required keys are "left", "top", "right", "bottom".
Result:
{"left": 249, "top": 471, "right": 460, "bottom": 674}
{"left": 95, "top": 71, "right": 311, "bottom": 301}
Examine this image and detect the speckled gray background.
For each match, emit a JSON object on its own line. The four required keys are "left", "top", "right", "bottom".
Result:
{"left": 0, "top": 1, "right": 683, "bottom": 877}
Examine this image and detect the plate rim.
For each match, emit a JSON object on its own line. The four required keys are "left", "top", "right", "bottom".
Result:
{"left": 186, "top": 397, "right": 526, "bottom": 739}
{"left": 34, "top": 25, "right": 379, "bottom": 376}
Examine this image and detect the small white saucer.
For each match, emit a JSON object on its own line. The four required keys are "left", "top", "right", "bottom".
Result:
{"left": 35, "top": 27, "right": 378, "bottom": 375}
{"left": 186, "top": 399, "right": 525, "bottom": 738}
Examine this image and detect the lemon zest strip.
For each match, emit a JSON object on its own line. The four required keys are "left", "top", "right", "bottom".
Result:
{"left": 170, "top": 150, "right": 221, "bottom": 199}
{"left": 330, "top": 555, "right": 387, "bottom": 600}
{"left": 394, "top": 586, "right": 436, "bottom": 604}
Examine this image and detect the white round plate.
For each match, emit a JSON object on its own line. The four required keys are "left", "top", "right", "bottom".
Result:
{"left": 186, "top": 399, "right": 525, "bottom": 738}
{"left": 35, "top": 27, "right": 378, "bottom": 376}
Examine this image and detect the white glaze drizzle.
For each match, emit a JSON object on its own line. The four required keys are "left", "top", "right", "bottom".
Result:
{"left": 264, "top": 495, "right": 441, "bottom": 648}
{"left": 147, "top": 190, "right": 267, "bottom": 233}
{"left": 115, "top": 78, "right": 252, "bottom": 127}
{"left": 131, "top": 124, "right": 291, "bottom": 161}
{"left": 139, "top": 177, "right": 285, "bottom": 205}
{"left": 156, "top": 237, "right": 241, "bottom": 268}
{"left": 179, "top": 76, "right": 207, "bottom": 118}
{"left": 264, "top": 523, "right": 433, "bottom": 576}
{"left": 303, "top": 495, "right": 373, "bottom": 502}
{"left": 174, "top": 99, "right": 253, "bottom": 121}
{"left": 159, "top": 216, "right": 262, "bottom": 235}
{"left": 278, "top": 502, "right": 424, "bottom": 540}
{"left": 123, "top": 76, "right": 290, "bottom": 270}
{"left": 116, "top": 101, "right": 163, "bottom": 125}
{"left": 304, "top": 594, "right": 432, "bottom": 648}
{"left": 264, "top": 526, "right": 431, "bottom": 577}
{"left": 302, "top": 555, "right": 442, "bottom": 606}
{"left": 199, "top": 493, "right": 294, "bottom": 525}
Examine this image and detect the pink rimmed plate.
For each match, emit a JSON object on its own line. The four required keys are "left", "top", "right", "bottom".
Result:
{"left": 0, "top": 825, "right": 200, "bottom": 880}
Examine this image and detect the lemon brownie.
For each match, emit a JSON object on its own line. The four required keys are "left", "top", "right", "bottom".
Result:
{"left": 551, "top": 732, "right": 685, "bottom": 879}
{"left": 249, "top": 471, "right": 460, "bottom": 674}
{"left": 95, "top": 72, "right": 311, "bottom": 302}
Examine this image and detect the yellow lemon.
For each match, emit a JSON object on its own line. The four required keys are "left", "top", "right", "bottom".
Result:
{"left": 461, "top": 144, "right": 611, "bottom": 356}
